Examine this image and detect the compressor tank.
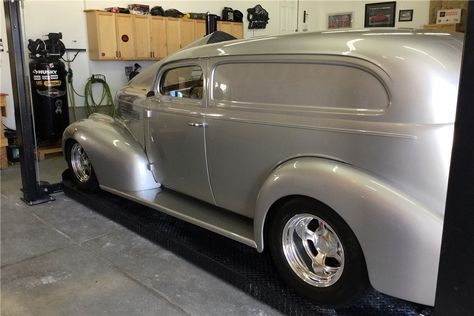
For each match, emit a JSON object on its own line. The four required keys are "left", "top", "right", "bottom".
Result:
{"left": 29, "top": 58, "right": 69, "bottom": 144}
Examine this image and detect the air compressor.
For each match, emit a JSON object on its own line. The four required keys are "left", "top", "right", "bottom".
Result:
{"left": 28, "top": 32, "right": 69, "bottom": 145}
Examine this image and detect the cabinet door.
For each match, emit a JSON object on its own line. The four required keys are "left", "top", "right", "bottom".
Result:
{"left": 166, "top": 18, "right": 181, "bottom": 55}
{"left": 93, "top": 12, "right": 117, "bottom": 59}
{"left": 180, "top": 19, "right": 195, "bottom": 48}
{"left": 116, "top": 14, "right": 135, "bottom": 59}
{"left": 134, "top": 15, "right": 151, "bottom": 59}
{"left": 150, "top": 17, "right": 167, "bottom": 59}
{"left": 194, "top": 20, "right": 206, "bottom": 40}
{"left": 217, "top": 21, "right": 233, "bottom": 34}
{"left": 231, "top": 23, "right": 244, "bottom": 39}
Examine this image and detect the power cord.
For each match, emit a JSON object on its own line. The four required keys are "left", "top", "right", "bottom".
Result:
{"left": 62, "top": 49, "right": 86, "bottom": 120}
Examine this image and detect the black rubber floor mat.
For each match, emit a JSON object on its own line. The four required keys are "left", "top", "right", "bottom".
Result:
{"left": 62, "top": 171, "right": 432, "bottom": 316}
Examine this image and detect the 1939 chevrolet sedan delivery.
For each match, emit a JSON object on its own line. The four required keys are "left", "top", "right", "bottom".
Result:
{"left": 63, "top": 29, "right": 462, "bottom": 306}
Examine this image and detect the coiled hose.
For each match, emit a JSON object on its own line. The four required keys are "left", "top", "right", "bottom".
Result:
{"left": 84, "top": 74, "right": 115, "bottom": 116}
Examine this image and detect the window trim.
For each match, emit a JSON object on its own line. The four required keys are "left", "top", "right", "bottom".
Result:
{"left": 154, "top": 61, "right": 205, "bottom": 103}
{"left": 209, "top": 55, "right": 391, "bottom": 116}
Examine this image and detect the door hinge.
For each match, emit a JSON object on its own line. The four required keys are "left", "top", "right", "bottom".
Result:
{"left": 145, "top": 109, "right": 152, "bottom": 118}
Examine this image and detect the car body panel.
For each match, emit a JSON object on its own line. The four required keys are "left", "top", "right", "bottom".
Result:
{"left": 204, "top": 54, "right": 454, "bottom": 219}
{"left": 63, "top": 113, "right": 159, "bottom": 192}
{"left": 255, "top": 157, "right": 442, "bottom": 305}
{"left": 63, "top": 30, "right": 463, "bottom": 306}
{"left": 115, "top": 89, "right": 148, "bottom": 149}
{"left": 146, "top": 61, "right": 215, "bottom": 204}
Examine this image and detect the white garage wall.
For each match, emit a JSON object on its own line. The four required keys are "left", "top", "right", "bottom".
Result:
{"left": 20, "top": 0, "right": 281, "bottom": 118}
{"left": 1, "top": 0, "right": 431, "bottom": 129}
{"left": 277, "top": 0, "right": 429, "bottom": 34}
{"left": 0, "top": 2, "right": 17, "bottom": 129}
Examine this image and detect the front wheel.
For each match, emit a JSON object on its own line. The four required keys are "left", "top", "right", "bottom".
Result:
{"left": 268, "top": 198, "right": 369, "bottom": 307}
{"left": 67, "top": 141, "right": 99, "bottom": 191}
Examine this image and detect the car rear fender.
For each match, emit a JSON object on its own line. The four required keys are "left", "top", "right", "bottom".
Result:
{"left": 255, "top": 157, "right": 442, "bottom": 306}
{"left": 62, "top": 113, "right": 159, "bottom": 192}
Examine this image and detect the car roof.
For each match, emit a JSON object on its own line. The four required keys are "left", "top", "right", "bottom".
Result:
{"left": 133, "top": 28, "right": 463, "bottom": 90}
{"left": 128, "top": 29, "right": 462, "bottom": 125}
{"left": 164, "top": 29, "right": 463, "bottom": 66}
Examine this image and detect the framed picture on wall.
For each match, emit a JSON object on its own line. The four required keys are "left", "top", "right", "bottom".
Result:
{"left": 364, "top": 2, "right": 396, "bottom": 27}
{"left": 399, "top": 9, "right": 414, "bottom": 22}
{"left": 328, "top": 12, "right": 353, "bottom": 29}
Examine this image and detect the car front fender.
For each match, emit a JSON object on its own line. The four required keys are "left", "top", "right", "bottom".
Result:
{"left": 255, "top": 157, "right": 442, "bottom": 306}
{"left": 62, "top": 113, "right": 159, "bottom": 192}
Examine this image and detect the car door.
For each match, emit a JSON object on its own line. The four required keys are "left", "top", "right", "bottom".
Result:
{"left": 146, "top": 61, "right": 214, "bottom": 204}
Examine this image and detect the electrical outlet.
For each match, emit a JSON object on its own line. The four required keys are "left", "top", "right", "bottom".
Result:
{"left": 125, "top": 66, "right": 133, "bottom": 77}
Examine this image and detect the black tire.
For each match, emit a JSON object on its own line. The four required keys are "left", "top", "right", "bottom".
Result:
{"left": 268, "top": 197, "right": 369, "bottom": 307}
{"left": 66, "top": 140, "right": 99, "bottom": 191}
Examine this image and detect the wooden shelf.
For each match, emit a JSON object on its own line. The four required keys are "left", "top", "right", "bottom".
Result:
{"left": 0, "top": 93, "right": 8, "bottom": 170}
{"left": 424, "top": 23, "right": 463, "bottom": 32}
{"left": 0, "top": 93, "right": 7, "bottom": 117}
{"left": 37, "top": 145, "right": 63, "bottom": 160}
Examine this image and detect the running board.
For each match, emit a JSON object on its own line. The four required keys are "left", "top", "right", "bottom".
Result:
{"left": 100, "top": 185, "right": 257, "bottom": 249}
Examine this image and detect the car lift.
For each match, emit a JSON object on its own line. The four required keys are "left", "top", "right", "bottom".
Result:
{"left": 61, "top": 170, "right": 429, "bottom": 315}
{"left": 4, "top": 0, "right": 474, "bottom": 314}
{"left": 4, "top": 0, "right": 62, "bottom": 205}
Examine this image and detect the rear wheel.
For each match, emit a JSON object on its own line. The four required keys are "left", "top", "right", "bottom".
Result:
{"left": 67, "top": 141, "right": 98, "bottom": 190}
{"left": 268, "top": 198, "right": 369, "bottom": 306}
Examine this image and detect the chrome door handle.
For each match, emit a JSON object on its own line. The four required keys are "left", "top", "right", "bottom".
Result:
{"left": 187, "top": 122, "right": 208, "bottom": 127}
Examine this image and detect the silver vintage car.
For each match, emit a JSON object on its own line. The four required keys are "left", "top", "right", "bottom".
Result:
{"left": 63, "top": 29, "right": 462, "bottom": 306}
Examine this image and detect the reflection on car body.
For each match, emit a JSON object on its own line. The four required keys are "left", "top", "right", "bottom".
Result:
{"left": 63, "top": 29, "right": 462, "bottom": 307}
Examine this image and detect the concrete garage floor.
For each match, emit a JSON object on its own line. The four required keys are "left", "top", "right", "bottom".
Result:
{"left": 1, "top": 156, "right": 281, "bottom": 316}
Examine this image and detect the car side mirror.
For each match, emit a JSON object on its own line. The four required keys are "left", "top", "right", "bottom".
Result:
{"left": 146, "top": 91, "right": 155, "bottom": 98}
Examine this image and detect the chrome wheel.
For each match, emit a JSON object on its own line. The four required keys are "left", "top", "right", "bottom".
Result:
{"left": 70, "top": 143, "right": 92, "bottom": 183}
{"left": 282, "top": 213, "right": 344, "bottom": 287}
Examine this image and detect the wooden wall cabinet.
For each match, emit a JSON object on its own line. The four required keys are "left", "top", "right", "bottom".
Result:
{"left": 181, "top": 19, "right": 196, "bottom": 48}
{"left": 115, "top": 14, "right": 135, "bottom": 59}
{"left": 166, "top": 18, "right": 181, "bottom": 55}
{"left": 85, "top": 11, "right": 244, "bottom": 61}
{"left": 195, "top": 20, "right": 206, "bottom": 40}
{"left": 86, "top": 11, "right": 117, "bottom": 59}
{"left": 134, "top": 15, "right": 151, "bottom": 59}
{"left": 150, "top": 17, "right": 167, "bottom": 59}
{"left": 217, "top": 21, "right": 244, "bottom": 39}
{"left": 86, "top": 11, "right": 134, "bottom": 60}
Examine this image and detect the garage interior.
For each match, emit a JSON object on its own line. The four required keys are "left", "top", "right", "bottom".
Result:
{"left": 1, "top": 1, "right": 473, "bottom": 315}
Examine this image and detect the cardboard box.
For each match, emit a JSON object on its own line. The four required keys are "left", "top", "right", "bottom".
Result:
{"left": 437, "top": 8, "right": 462, "bottom": 25}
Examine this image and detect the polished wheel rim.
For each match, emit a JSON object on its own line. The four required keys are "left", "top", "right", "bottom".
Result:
{"left": 282, "top": 213, "right": 344, "bottom": 287}
{"left": 70, "top": 143, "right": 92, "bottom": 183}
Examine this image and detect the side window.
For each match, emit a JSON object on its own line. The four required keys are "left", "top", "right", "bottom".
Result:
{"left": 160, "top": 65, "right": 203, "bottom": 99}
{"left": 212, "top": 62, "right": 389, "bottom": 111}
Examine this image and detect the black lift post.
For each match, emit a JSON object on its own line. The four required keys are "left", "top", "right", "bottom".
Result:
{"left": 4, "top": 0, "right": 54, "bottom": 204}
{"left": 434, "top": 2, "right": 474, "bottom": 315}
